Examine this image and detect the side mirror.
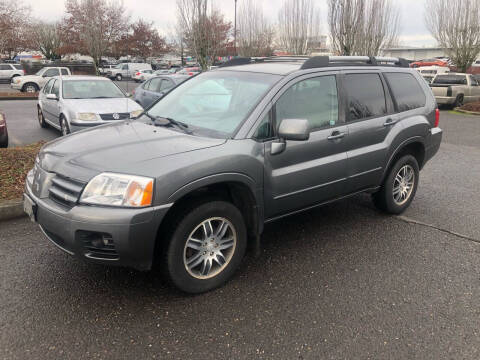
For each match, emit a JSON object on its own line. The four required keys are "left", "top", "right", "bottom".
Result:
{"left": 278, "top": 119, "right": 310, "bottom": 141}
{"left": 125, "top": 92, "right": 132, "bottom": 97}
{"left": 46, "top": 94, "right": 58, "bottom": 100}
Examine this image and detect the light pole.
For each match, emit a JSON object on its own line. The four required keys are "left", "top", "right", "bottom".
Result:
{"left": 234, "top": 0, "right": 237, "bottom": 57}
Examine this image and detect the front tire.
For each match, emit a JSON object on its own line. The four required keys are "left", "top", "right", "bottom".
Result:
{"left": 163, "top": 201, "right": 247, "bottom": 294}
{"left": 37, "top": 107, "right": 48, "bottom": 128}
{"left": 22, "top": 83, "right": 39, "bottom": 93}
{"left": 373, "top": 155, "right": 419, "bottom": 214}
{"left": 60, "top": 116, "right": 71, "bottom": 136}
{"left": 116, "top": 74, "right": 122, "bottom": 81}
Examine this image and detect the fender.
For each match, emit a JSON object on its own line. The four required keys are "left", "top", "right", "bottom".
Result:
{"left": 167, "top": 172, "right": 264, "bottom": 234}
{"left": 381, "top": 136, "right": 425, "bottom": 183}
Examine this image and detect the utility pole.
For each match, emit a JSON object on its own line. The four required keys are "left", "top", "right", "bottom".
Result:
{"left": 234, "top": 0, "right": 237, "bottom": 57}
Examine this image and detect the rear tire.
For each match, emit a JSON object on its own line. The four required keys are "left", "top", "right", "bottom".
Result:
{"left": 162, "top": 201, "right": 247, "bottom": 294}
{"left": 372, "top": 155, "right": 419, "bottom": 214}
{"left": 453, "top": 94, "right": 464, "bottom": 109}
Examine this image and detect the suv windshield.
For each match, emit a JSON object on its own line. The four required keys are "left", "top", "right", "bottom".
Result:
{"left": 146, "top": 71, "right": 281, "bottom": 138}
{"left": 62, "top": 80, "right": 125, "bottom": 99}
{"left": 433, "top": 75, "right": 467, "bottom": 85}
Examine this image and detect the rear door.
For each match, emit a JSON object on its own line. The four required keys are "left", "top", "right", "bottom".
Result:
{"left": 342, "top": 71, "right": 397, "bottom": 193}
{"left": 262, "top": 73, "right": 349, "bottom": 218}
{"left": 468, "top": 75, "right": 480, "bottom": 100}
{"left": 143, "top": 77, "right": 162, "bottom": 107}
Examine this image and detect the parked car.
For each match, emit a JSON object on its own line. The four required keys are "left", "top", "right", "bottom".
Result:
{"left": 132, "top": 69, "right": 154, "bottom": 82}
{"left": 177, "top": 67, "right": 201, "bottom": 76}
{"left": 11, "top": 67, "right": 71, "bottom": 93}
{"left": 416, "top": 65, "right": 450, "bottom": 77}
{"left": 429, "top": 73, "right": 480, "bottom": 108}
{"left": 410, "top": 59, "right": 449, "bottom": 68}
{"left": 134, "top": 75, "right": 189, "bottom": 108}
{"left": 0, "top": 63, "right": 24, "bottom": 82}
{"left": 142, "top": 68, "right": 179, "bottom": 82}
{"left": 0, "top": 111, "right": 8, "bottom": 148}
{"left": 106, "top": 63, "right": 152, "bottom": 81}
{"left": 24, "top": 56, "right": 442, "bottom": 294}
{"left": 37, "top": 76, "right": 143, "bottom": 135}
{"left": 98, "top": 64, "right": 116, "bottom": 76}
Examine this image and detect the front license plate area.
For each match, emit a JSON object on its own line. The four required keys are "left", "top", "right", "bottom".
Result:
{"left": 23, "top": 194, "right": 37, "bottom": 223}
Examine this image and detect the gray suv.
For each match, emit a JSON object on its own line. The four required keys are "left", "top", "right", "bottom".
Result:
{"left": 24, "top": 56, "right": 442, "bottom": 293}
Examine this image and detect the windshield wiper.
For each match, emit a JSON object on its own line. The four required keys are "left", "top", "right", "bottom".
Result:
{"left": 144, "top": 112, "right": 191, "bottom": 134}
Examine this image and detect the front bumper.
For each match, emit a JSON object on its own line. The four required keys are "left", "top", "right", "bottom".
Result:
{"left": 24, "top": 180, "right": 171, "bottom": 271}
{"left": 10, "top": 82, "right": 22, "bottom": 90}
{"left": 425, "top": 127, "right": 443, "bottom": 164}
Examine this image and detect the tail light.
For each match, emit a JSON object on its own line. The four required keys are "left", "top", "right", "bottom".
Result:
{"left": 22, "top": 70, "right": 25, "bottom": 75}
{"left": 188, "top": 72, "right": 194, "bottom": 76}
{"left": 135, "top": 72, "right": 141, "bottom": 76}
{"left": 0, "top": 113, "right": 5, "bottom": 127}
{"left": 434, "top": 108, "right": 440, "bottom": 127}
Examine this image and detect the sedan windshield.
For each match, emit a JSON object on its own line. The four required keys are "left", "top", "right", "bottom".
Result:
{"left": 62, "top": 80, "right": 125, "bottom": 99}
{"left": 147, "top": 71, "right": 281, "bottom": 138}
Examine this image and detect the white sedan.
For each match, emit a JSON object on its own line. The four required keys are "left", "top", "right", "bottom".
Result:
{"left": 37, "top": 76, "right": 143, "bottom": 135}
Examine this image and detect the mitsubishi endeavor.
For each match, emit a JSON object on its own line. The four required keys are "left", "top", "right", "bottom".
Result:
{"left": 24, "top": 56, "right": 442, "bottom": 293}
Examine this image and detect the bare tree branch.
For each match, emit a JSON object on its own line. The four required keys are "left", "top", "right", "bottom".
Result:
{"left": 425, "top": 0, "right": 480, "bottom": 72}
{"left": 328, "top": 0, "right": 400, "bottom": 56}
{"left": 277, "top": 0, "right": 321, "bottom": 55}
{"left": 237, "top": 0, "right": 274, "bottom": 57}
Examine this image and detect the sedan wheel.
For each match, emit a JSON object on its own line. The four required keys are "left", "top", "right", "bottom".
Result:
{"left": 37, "top": 107, "right": 48, "bottom": 128}
{"left": 60, "top": 117, "right": 70, "bottom": 136}
{"left": 24, "top": 84, "right": 38, "bottom": 93}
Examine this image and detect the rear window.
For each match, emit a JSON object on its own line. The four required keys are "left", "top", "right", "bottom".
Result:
{"left": 345, "top": 73, "right": 387, "bottom": 121}
{"left": 384, "top": 73, "right": 426, "bottom": 112}
{"left": 433, "top": 75, "right": 467, "bottom": 85}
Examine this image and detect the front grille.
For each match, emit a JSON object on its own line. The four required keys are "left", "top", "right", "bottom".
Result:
{"left": 48, "top": 175, "right": 85, "bottom": 208}
{"left": 78, "top": 231, "right": 119, "bottom": 260}
{"left": 100, "top": 113, "right": 130, "bottom": 121}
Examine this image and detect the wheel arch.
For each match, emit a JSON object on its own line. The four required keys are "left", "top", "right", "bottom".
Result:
{"left": 155, "top": 174, "right": 263, "bottom": 259}
{"left": 381, "top": 137, "right": 426, "bottom": 183}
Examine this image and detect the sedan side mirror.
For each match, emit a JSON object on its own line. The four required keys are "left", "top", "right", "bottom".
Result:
{"left": 278, "top": 119, "right": 310, "bottom": 141}
{"left": 46, "top": 93, "right": 58, "bottom": 100}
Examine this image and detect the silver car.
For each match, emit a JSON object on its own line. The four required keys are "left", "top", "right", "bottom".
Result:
{"left": 37, "top": 76, "right": 143, "bottom": 135}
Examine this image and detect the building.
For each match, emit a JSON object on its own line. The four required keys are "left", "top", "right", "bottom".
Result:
{"left": 381, "top": 47, "right": 449, "bottom": 61}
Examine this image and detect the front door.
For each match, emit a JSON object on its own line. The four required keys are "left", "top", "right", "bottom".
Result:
{"left": 263, "top": 73, "right": 349, "bottom": 218}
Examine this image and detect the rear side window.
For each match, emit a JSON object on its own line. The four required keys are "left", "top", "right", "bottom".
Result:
{"left": 433, "top": 75, "right": 467, "bottom": 85}
{"left": 61, "top": 69, "right": 69, "bottom": 75}
{"left": 344, "top": 73, "right": 387, "bottom": 121}
{"left": 14, "top": 65, "right": 23, "bottom": 70}
{"left": 384, "top": 73, "right": 426, "bottom": 112}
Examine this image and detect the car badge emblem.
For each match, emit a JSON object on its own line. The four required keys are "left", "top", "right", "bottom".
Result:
{"left": 112, "top": 113, "right": 120, "bottom": 120}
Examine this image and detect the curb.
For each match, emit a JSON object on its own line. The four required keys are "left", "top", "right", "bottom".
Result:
{"left": 453, "top": 107, "right": 480, "bottom": 116}
{"left": 0, "top": 199, "right": 26, "bottom": 222}
{"left": 0, "top": 96, "right": 38, "bottom": 101}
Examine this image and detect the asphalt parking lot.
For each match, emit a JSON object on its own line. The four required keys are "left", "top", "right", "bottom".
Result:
{"left": 1, "top": 111, "right": 479, "bottom": 359}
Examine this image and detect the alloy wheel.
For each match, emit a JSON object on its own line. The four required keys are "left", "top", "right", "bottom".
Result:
{"left": 183, "top": 217, "right": 237, "bottom": 280}
{"left": 393, "top": 164, "right": 415, "bottom": 205}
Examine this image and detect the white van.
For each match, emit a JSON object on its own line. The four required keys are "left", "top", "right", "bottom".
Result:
{"left": 107, "top": 63, "right": 152, "bottom": 81}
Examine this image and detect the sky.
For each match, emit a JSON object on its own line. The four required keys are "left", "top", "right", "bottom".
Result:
{"left": 23, "top": 0, "right": 437, "bottom": 48}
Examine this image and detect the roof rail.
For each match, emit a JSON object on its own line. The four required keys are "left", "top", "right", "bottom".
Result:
{"left": 219, "top": 55, "right": 410, "bottom": 69}
{"left": 301, "top": 56, "right": 410, "bottom": 69}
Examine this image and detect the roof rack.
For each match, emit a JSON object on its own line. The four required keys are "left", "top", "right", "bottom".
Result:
{"left": 219, "top": 55, "right": 410, "bottom": 69}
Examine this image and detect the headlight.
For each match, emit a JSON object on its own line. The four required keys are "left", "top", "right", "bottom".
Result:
{"left": 130, "top": 110, "right": 143, "bottom": 118}
{"left": 80, "top": 173, "right": 154, "bottom": 207}
{"left": 76, "top": 112, "right": 98, "bottom": 121}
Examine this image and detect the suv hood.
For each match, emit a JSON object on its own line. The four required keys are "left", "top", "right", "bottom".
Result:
{"left": 63, "top": 98, "right": 142, "bottom": 114}
{"left": 38, "top": 120, "right": 226, "bottom": 181}
{"left": 17, "top": 75, "right": 42, "bottom": 82}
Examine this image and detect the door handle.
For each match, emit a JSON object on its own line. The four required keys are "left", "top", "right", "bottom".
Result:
{"left": 327, "top": 131, "right": 345, "bottom": 140}
{"left": 383, "top": 118, "right": 398, "bottom": 127}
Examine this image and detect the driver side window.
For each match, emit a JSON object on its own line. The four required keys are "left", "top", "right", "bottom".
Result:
{"left": 275, "top": 75, "right": 339, "bottom": 131}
